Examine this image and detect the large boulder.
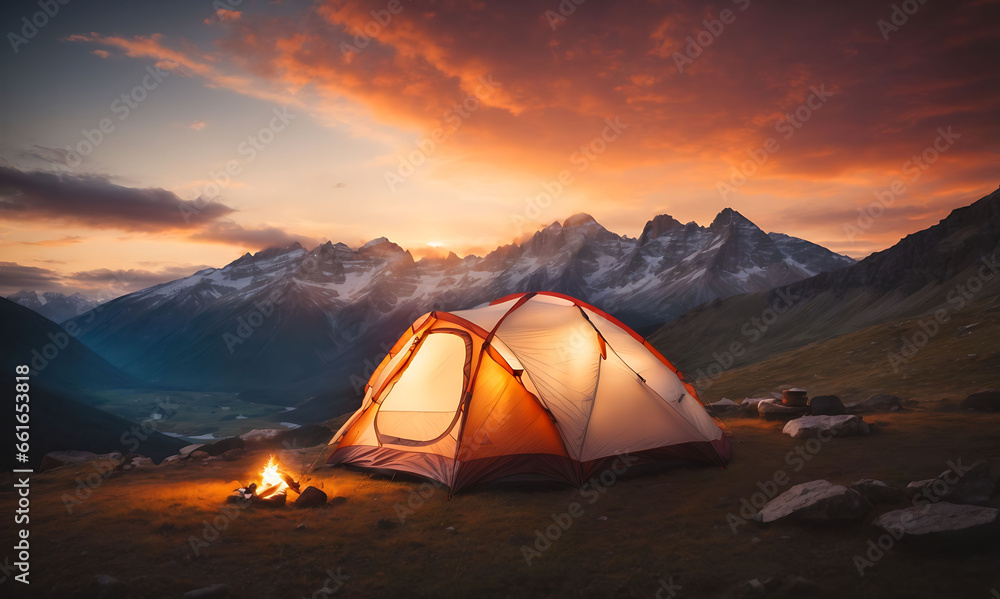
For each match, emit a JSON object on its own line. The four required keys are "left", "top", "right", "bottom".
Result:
{"left": 782, "top": 415, "right": 869, "bottom": 439}
{"left": 906, "top": 460, "right": 996, "bottom": 505}
{"left": 851, "top": 479, "right": 904, "bottom": 504}
{"left": 871, "top": 502, "right": 999, "bottom": 546}
{"left": 809, "top": 395, "right": 846, "bottom": 416}
{"left": 961, "top": 391, "right": 1000, "bottom": 412}
{"left": 753, "top": 480, "right": 872, "bottom": 524}
{"left": 757, "top": 399, "right": 809, "bottom": 421}
{"left": 239, "top": 429, "right": 285, "bottom": 448}
{"left": 854, "top": 393, "right": 902, "bottom": 412}
{"left": 201, "top": 436, "right": 245, "bottom": 456}
{"left": 294, "top": 486, "right": 328, "bottom": 509}
{"left": 179, "top": 444, "right": 205, "bottom": 458}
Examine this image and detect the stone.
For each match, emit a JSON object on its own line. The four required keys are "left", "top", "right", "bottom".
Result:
{"left": 182, "top": 583, "right": 231, "bottom": 598}
{"left": 961, "top": 391, "right": 1000, "bottom": 412}
{"left": 782, "top": 415, "right": 869, "bottom": 439}
{"left": 809, "top": 395, "right": 846, "bottom": 416}
{"left": 851, "top": 479, "right": 904, "bottom": 504}
{"left": 756, "top": 399, "right": 809, "bottom": 421}
{"left": 190, "top": 450, "right": 210, "bottom": 460}
{"left": 220, "top": 448, "right": 245, "bottom": 461}
{"left": 871, "top": 502, "right": 999, "bottom": 545}
{"left": 179, "top": 444, "right": 205, "bottom": 458}
{"left": 201, "top": 436, "right": 245, "bottom": 456}
{"left": 855, "top": 393, "right": 902, "bottom": 412}
{"left": 753, "top": 480, "right": 872, "bottom": 524}
{"left": 294, "top": 486, "right": 328, "bottom": 509}
{"left": 907, "top": 460, "right": 996, "bottom": 505}
{"left": 160, "top": 455, "right": 183, "bottom": 465}
{"left": 329, "top": 496, "right": 348, "bottom": 506}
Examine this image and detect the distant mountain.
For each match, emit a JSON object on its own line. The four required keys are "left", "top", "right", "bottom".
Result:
{"left": 7, "top": 290, "right": 103, "bottom": 323}
{"left": 649, "top": 187, "right": 1000, "bottom": 377}
{"left": 65, "top": 208, "right": 853, "bottom": 416}
{"left": 0, "top": 297, "right": 184, "bottom": 469}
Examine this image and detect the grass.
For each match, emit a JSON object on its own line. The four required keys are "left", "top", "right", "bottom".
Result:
{"left": 7, "top": 410, "right": 1000, "bottom": 598}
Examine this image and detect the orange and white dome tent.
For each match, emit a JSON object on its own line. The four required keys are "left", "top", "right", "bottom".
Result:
{"left": 323, "top": 292, "right": 731, "bottom": 492}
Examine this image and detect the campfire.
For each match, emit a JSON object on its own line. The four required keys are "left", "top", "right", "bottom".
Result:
{"left": 232, "top": 455, "right": 301, "bottom": 507}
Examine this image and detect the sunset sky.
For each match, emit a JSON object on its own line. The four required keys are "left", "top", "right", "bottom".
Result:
{"left": 1, "top": 0, "right": 997, "bottom": 297}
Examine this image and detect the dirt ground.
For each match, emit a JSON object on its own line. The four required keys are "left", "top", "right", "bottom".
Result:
{"left": 3, "top": 408, "right": 999, "bottom": 598}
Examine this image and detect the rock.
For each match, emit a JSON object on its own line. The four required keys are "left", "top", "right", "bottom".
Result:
{"left": 757, "top": 399, "right": 809, "bottom": 421}
{"left": 201, "top": 437, "right": 245, "bottom": 456}
{"left": 742, "top": 398, "right": 770, "bottom": 408}
{"left": 92, "top": 574, "right": 127, "bottom": 599}
{"left": 179, "top": 444, "right": 205, "bottom": 458}
{"left": 871, "top": 502, "right": 999, "bottom": 546}
{"left": 809, "top": 395, "right": 846, "bottom": 416}
{"left": 161, "top": 455, "right": 183, "bottom": 465}
{"left": 117, "top": 453, "right": 153, "bottom": 471}
{"left": 855, "top": 393, "right": 902, "bottom": 412}
{"left": 190, "top": 450, "right": 210, "bottom": 460}
{"left": 782, "top": 415, "right": 869, "bottom": 439}
{"left": 851, "top": 479, "right": 904, "bottom": 504}
{"left": 907, "top": 460, "right": 996, "bottom": 505}
{"left": 182, "top": 583, "right": 231, "bottom": 598}
{"left": 753, "top": 480, "right": 872, "bottom": 524}
{"left": 329, "top": 496, "right": 348, "bottom": 506}
{"left": 239, "top": 429, "right": 285, "bottom": 448}
{"left": 276, "top": 424, "right": 333, "bottom": 449}
{"left": 294, "top": 486, "right": 328, "bottom": 508}
{"left": 376, "top": 518, "right": 400, "bottom": 530}
{"left": 220, "top": 448, "right": 245, "bottom": 461}
{"left": 961, "top": 391, "right": 1000, "bottom": 412}
{"left": 39, "top": 450, "right": 120, "bottom": 472}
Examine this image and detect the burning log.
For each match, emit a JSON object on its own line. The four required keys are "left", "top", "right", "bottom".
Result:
{"left": 228, "top": 455, "right": 299, "bottom": 508}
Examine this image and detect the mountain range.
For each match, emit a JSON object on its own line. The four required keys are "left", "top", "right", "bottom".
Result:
{"left": 59, "top": 208, "right": 853, "bottom": 415}
{"left": 650, "top": 187, "right": 1000, "bottom": 377}
{"left": 6, "top": 290, "right": 103, "bottom": 323}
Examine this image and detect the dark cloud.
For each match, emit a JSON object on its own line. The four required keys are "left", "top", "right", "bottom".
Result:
{"left": 189, "top": 220, "right": 317, "bottom": 250}
{"left": 68, "top": 265, "right": 212, "bottom": 293}
{"left": 0, "top": 166, "right": 235, "bottom": 231}
{"left": 0, "top": 261, "right": 63, "bottom": 291}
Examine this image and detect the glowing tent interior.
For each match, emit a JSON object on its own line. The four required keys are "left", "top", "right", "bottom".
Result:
{"left": 322, "top": 292, "right": 731, "bottom": 492}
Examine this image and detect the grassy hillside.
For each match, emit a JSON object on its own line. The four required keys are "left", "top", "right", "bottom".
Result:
{"left": 11, "top": 410, "right": 1000, "bottom": 598}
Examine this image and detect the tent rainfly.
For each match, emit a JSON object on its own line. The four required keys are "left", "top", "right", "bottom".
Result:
{"left": 323, "top": 292, "right": 731, "bottom": 492}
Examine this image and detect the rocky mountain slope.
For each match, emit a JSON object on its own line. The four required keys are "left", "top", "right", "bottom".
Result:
{"left": 6, "top": 289, "right": 102, "bottom": 322}
{"left": 64, "top": 208, "right": 853, "bottom": 415}
{"left": 649, "top": 187, "right": 1000, "bottom": 378}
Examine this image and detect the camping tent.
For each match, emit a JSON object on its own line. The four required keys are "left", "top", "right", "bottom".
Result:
{"left": 324, "top": 292, "right": 731, "bottom": 492}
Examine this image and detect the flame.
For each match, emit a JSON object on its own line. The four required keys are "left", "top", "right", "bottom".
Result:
{"left": 257, "top": 455, "right": 289, "bottom": 497}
